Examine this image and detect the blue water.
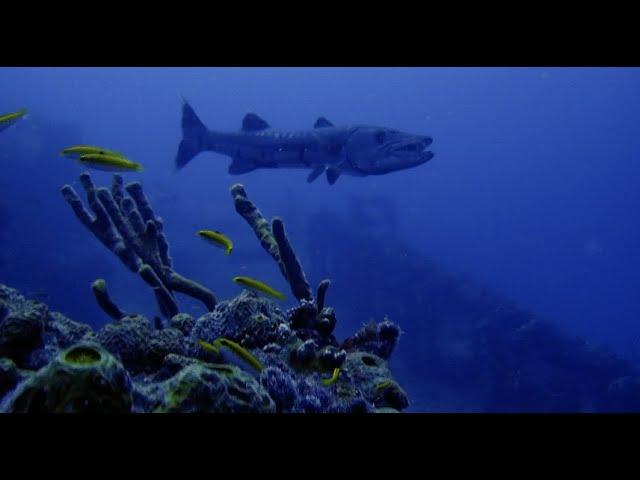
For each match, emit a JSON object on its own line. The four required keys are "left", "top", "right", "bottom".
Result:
{"left": 1, "top": 67, "right": 639, "bottom": 411}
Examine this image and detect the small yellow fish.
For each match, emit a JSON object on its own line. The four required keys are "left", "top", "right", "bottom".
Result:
{"left": 197, "top": 339, "right": 220, "bottom": 355}
{"left": 375, "top": 380, "right": 393, "bottom": 391}
{"left": 198, "top": 338, "right": 263, "bottom": 374}
{"left": 61, "top": 145, "right": 124, "bottom": 159}
{"left": 197, "top": 230, "right": 233, "bottom": 255}
{"left": 0, "top": 109, "right": 27, "bottom": 133}
{"left": 78, "top": 153, "right": 143, "bottom": 172}
{"left": 232, "top": 276, "right": 285, "bottom": 301}
{"left": 321, "top": 368, "right": 341, "bottom": 386}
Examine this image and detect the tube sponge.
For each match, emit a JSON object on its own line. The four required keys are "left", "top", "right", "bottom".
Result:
{"left": 62, "top": 173, "right": 216, "bottom": 316}
{"left": 91, "top": 279, "right": 127, "bottom": 320}
{"left": 6, "top": 342, "right": 133, "bottom": 413}
{"left": 230, "top": 184, "right": 312, "bottom": 302}
{"left": 271, "top": 217, "right": 312, "bottom": 301}
{"left": 230, "top": 184, "right": 285, "bottom": 276}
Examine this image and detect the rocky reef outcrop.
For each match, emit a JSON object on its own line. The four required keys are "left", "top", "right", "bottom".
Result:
{"left": 0, "top": 173, "right": 407, "bottom": 413}
{"left": 0, "top": 283, "right": 405, "bottom": 413}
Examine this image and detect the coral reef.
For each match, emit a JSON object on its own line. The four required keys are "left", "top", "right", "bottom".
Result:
{"left": 341, "top": 351, "right": 409, "bottom": 410}
{"left": 47, "top": 311, "right": 96, "bottom": 348}
{"left": 0, "top": 358, "right": 29, "bottom": 400}
{"left": 341, "top": 318, "right": 401, "bottom": 360}
{"left": 170, "top": 313, "right": 195, "bottom": 336}
{"left": 0, "top": 281, "right": 407, "bottom": 413}
{"left": 96, "top": 314, "right": 185, "bottom": 375}
{"left": 61, "top": 173, "right": 216, "bottom": 317}
{"left": 4, "top": 158, "right": 640, "bottom": 413}
{"left": 189, "top": 290, "right": 287, "bottom": 351}
{"left": 150, "top": 363, "right": 275, "bottom": 413}
{"left": 259, "top": 366, "right": 297, "bottom": 411}
{"left": 5, "top": 176, "right": 639, "bottom": 412}
{"left": 0, "top": 284, "right": 47, "bottom": 366}
{"left": 0, "top": 177, "right": 409, "bottom": 413}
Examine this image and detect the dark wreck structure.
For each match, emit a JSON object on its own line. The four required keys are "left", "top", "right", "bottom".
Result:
{"left": 305, "top": 195, "right": 640, "bottom": 412}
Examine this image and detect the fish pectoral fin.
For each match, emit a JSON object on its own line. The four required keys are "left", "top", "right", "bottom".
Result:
{"left": 326, "top": 166, "right": 342, "bottom": 185}
{"left": 307, "top": 166, "right": 326, "bottom": 183}
{"left": 241, "top": 113, "right": 270, "bottom": 132}
{"left": 314, "top": 117, "right": 334, "bottom": 128}
{"left": 228, "top": 157, "right": 259, "bottom": 174}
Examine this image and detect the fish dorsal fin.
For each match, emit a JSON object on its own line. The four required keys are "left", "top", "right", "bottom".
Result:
{"left": 314, "top": 117, "right": 334, "bottom": 128}
{"left": 326, "top": 166, "right": 342, "bottom": 185}
{"left": 242, "top": 113, "right": 270, "bottom": 132}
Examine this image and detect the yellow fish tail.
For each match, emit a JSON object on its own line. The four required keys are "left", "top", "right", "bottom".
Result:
{"left": 322, "top": 368, "right": 341, "bottom": 386}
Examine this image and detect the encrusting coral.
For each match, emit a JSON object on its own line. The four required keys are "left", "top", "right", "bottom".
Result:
{"left": 0, "top": 284, "right": 48, "bottom": 368}
{"left": 340, "top": 317, "right": 401, "bottom": 360}
{"left": 0, "top": 175, "right": 410, "bottom": 413}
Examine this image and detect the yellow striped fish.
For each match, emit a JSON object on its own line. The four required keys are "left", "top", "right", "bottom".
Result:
{"left": 232, "top": 276, "right": 285, "bottom": 301}
{"left": 0, "top": 109, "right": 27, "bottom": 133}
{"left": 197, "top": 230, "right": 233, "bottom": 255}
{"left": 78, "top": 153, "right": 143, "bottom": 172}
{"left": 375, "top": 380, "right": 393, "bottom": 391}
{"left": 198, "top": 338, "right": 263, "bottom": 374}
{"left": 322, "top": 368, "right": 341, "bottom": 386}
{"left": 61, "top": 145, "right": 124, "bottom": 159}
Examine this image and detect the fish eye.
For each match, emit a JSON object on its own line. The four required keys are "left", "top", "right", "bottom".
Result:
{"left": 374, "top": 131, "right": 386, "bottom": 144}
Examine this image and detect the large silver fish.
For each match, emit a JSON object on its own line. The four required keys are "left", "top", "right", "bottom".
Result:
{"left": 175, "top": 101, "right": 434, "bottom": 185}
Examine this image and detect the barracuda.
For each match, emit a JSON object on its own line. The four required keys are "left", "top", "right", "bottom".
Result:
{"left": 175, "top": 101, "right": 435, "bottom": 185}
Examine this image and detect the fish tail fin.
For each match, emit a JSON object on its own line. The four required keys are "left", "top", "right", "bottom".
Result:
{"left": 175, "top": 99, "right": 209, "bottom": 171}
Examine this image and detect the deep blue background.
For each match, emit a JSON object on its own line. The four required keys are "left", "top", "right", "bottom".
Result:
{"left": 1, "top": 67, "right": 639, "bottom": 407}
